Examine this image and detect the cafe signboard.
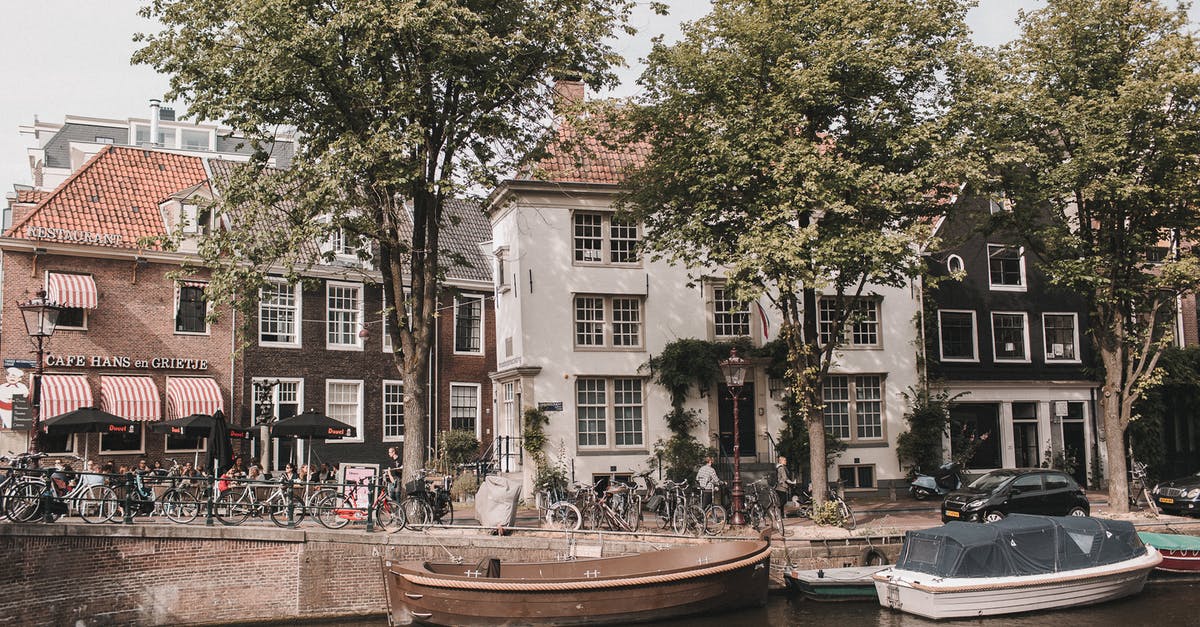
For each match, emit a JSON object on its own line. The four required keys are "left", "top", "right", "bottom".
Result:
{"left": 44, "top": 354, "right": 210, "bottom": 371}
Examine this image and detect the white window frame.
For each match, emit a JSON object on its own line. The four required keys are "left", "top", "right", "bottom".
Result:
{"left": 821, "top": 374, "right": 887, "bottom": 443}
{"left": 946, "top": 254, "right": 964, "bottom": 274}
{"left": 453, "top": 294, "right": 485, "bottom": 355}
{"left": 382, "top": 379, "right": 405, "bottom": 442}
{"left": 987, "top": 243, "right": 1027, "bottom": 292}
{"left": 991, "top": 311, "right": 1032, "bottom": 363}
{"left": 571, "top": 211, "right": 641, "bottom": 266}
{"left": 325, "top": 379, "right": 364, "bottom": 443}
{"left": 449, "top": 382, "right": 482, "bottom": 439}
{"left": 258, "top": 279, "right": 302, "bottom": 348}
{"left": 713, "top": 286, "right": 751, "bottom": 339}
{"left": 937, "top": 309, "right": 979, "bottom": 363}
{"left": 326, "top": 281, "right": 364, "bottom": 350}
{"left": 179, "top": 127, "right": 214, "bottom": 151}
{"left": 494, "top": 247, "right": 511, "bottom": 294}
{"left": 572, "top": 294, "right": 645, "bottom": 350}
{"left": 252, "top": 377, "right": 304, "bottom": 424}
{"left": 1042, "top": 312, "right": 1081, "bottom": 363}
{"left": 174, "top": 281, "right": 210, "bottom": 336}
{"left": 818, "top": 297, "right": 883, "bottom": 349}
{"left": 574, "top": 376, "right": 648, "bottom": 451}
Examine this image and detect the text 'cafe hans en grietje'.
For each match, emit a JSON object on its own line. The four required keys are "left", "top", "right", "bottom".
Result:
{"left": 43, "top": 354, "right": 210, "bottom": 370}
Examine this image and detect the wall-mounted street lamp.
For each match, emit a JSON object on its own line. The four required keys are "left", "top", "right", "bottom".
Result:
{"left": 17, "top": 289, "right": 62, "bottom": 453}
{"left": 720, "top": 347, "right": 748, "bottom": 525}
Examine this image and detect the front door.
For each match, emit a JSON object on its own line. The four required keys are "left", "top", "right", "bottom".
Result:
{"left": 1062, "top": 421, "right": 1087, "bottom": 487}
{"left": 718, "top": 382, "right": 756, "bottom": 457}
{"left": 950, "top": 403, "right": 1002, "bottom": 470}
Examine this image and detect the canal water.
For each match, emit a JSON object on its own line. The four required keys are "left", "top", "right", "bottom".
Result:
{"left": 333, "top": 579, "right": 1194, "bottom": 626}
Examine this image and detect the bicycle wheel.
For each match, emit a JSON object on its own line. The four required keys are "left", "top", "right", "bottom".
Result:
{"left": 162, "top": 489, "right": 199, "bottom": 524}
{"left": 546, "top": 502, "right": 582, "bottom": 531}
{"left": 79, "top": 485, "right": 118, "bottom": 524}
{"left": 656, "top": 500, "right": 673, "bottom": 529}
{"left": 622, "top": 495, "right": 641, "bottom": 532}
{"left": 315, "top": 493, "right": 352, "bottom": 529}
{"left": 839, "top": 500, "right": 856, "bottom": 530}
{"left": 434, "top": 499, "right": 454, "bottom": 527}
{"left": 401, "top": 497, "right": 432, "bottom": 530}
{"left": 671, "top": 501, "right": 688, "bottom": 535}
{"left": 264, "top": 491, "right": 292, "bottom": 527}
{"left": 214, "top": 492, "right": 250, "bottom": 526}
{"left": 703, "top": 505, "right": 728, "bottom": 536}
{"left": 5, "top": 481, "right": 44, "bottom": 522}
{"left": 374, "top": 496, "right": 404, "bottom": 530}
{"left": 684, "top": 504, "right": 705, "bottom": 536}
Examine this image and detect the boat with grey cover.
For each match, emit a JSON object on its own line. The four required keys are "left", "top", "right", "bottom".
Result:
{"left": 874, "top": 514, "right": 1161, "bottom": 620}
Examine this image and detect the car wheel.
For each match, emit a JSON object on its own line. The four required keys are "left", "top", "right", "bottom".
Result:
{"left": 1068, "top": 506, "right": 1088, "bottom": 517}
{"left": 983, "top": 511, "right": 1005, "bottom": 523}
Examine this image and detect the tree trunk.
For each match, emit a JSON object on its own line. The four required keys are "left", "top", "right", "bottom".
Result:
{"left": 402, "top": 348, "right": 431, "bottom": 487}
{"left": 801, "top": 286, "right": 828, "bottom": 506}
{"left": 1100, "top": 348, "right": 1129, "bottom": 513}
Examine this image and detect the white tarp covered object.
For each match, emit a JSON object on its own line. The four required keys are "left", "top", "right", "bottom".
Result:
{"left": 475, "top": 475, "right": 522, "bottom": 528}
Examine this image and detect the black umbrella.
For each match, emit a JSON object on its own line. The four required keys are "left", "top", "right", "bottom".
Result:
{"left": 42, "top": 406, "right": 138, "bottom": 463}
{"left": 206, "top": 409, "right": 234, "bottom": 476}
{"left": 272, "top": 409, "right": 355, "bottom": 472}
{"left": 150, "top": 413, "right": 255, "bottom": 440}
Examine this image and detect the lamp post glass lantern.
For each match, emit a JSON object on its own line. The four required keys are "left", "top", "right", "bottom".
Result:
{"left": 17, "top": 290, "right": 63, "bottom": 453}
{"left": 720, "top": 348, "right": 749, "bottom": 525}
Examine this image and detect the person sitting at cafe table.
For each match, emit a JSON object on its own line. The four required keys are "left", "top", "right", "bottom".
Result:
{"left": 79, "top": 461, "right": 106, "bottom": 487}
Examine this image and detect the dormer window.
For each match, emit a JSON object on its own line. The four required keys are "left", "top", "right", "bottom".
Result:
{"left": 330, "top": 228, "right": 359, "bottom": 257}
{"left": 987, "top": 244, "right": 1026, "bottom": 291}
{"left": 180, "top": 203, "right": 211, "bottom": 235}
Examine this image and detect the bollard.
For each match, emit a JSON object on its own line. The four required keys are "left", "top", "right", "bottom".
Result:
{"left": 123, "top": 472, "right": 135, "bottom": 525}
{"left": 41, "top": 468, "right": 55, "bottom": 524}
{"left": 204, "top": 474, "right": 215, "bottom": 526}
{"left": 365, "top": 477, "right": 376, "bottom": 532}
{"left": 286, "top": 474, "right": 296, "bottom": 529}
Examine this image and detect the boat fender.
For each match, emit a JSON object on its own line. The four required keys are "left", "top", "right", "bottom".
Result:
{"left": 861, "top": 547, "right": 889, "bottom": 566}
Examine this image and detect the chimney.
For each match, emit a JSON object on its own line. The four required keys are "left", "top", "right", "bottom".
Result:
{"left": 553, "top": 76, "right": 585, "bottom": 110}
{"left": 149, "top": 99, "right": 161, "bottom": 147}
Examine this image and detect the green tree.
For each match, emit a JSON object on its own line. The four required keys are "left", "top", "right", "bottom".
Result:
{"left": 971, "top": 0, "right": 1200, "bottom": 511}
{"left": 619, "top": 0, "right": 971, "bottom": 504}
{"left": 134, "top": 0, "right": 634, "bottom": 482}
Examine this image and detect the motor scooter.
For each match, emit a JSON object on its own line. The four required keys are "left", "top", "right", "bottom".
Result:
{"left": 909, "top": 461, "right": 962, "bottom": 500}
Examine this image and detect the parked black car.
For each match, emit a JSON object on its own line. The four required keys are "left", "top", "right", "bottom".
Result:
{"left": 1151, "top": 471, "right": 1200, "bottom": 516}
{"left": 941, "top": 468, "right": 1090, "bottom": 523}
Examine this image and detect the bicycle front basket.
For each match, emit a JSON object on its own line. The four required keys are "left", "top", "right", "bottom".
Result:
{"left": 405, "top": 479, "right": 426, "bottom": 496}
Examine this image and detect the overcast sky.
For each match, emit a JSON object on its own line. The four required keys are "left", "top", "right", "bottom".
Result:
{"left": 2, "top": 1, "right": 1195, "bottom": 189}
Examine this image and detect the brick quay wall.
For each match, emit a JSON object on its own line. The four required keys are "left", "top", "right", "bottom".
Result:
{"left": 0, "top": 523, "right": 903, "bottom": 626}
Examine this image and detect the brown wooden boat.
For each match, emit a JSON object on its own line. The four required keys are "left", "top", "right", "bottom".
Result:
{"left": 382, "top": 540, "right": 771, "bottom": 626}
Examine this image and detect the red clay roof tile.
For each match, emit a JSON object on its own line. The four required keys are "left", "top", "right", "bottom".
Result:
{"left": 6, "top": 146, "right": 209, "bottom": 250}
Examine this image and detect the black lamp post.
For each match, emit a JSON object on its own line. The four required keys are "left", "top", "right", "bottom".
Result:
{"left": 720, "top": 347, "right": 749, "bottom": 525}
{"left": 17, "top": 290, "right": 62, "bottom": 453}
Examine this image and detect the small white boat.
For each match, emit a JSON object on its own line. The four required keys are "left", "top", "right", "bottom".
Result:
{"left": 874, "top": 514, "right": 1161, "bottom": 620}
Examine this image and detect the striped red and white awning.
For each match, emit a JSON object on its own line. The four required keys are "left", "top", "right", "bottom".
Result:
{"left": 165, "top": 377, "right": 224, "bottom": 420}
{"left": 40, "top": 374, "right": 93, "bottom": 420}
{"left": 99, "top": 376, "right": 161, "bottom": 422}
{"left": 46, "top": 272, "right": 98, "bottom": 309}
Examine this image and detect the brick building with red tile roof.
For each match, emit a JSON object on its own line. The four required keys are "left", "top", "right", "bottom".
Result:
{"left": 0, "top": 143, "right": 497, "bottom": 475}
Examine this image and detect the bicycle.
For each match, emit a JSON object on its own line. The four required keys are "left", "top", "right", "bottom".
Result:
{"left": 538, "top": 484, "right": 582, "bottom": 531}
{"left": 1129, "top": 459, "right": 1157, "bottom": 514}
{"left": 0, "top": 452, "right": 49, "bottom": 521}
{"left": 577, "top": 479, "right": 639, "bottom": 533}
{"left": 794, "top": 482, "right": 857, "bottom": 530}
{"left": 400, "top": 469, "right": 455, "bottom": 530}
{"left": 317, "top": 477, "right": 403, "bottom": 530}
{"left": 740, "top": 478, "right": 780, "bottom": 532}
{"left": 4, "top": 455, "right": 119, "bottom": 524}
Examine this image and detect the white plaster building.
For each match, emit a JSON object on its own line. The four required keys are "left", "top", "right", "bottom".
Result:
{"left": 485, "top": 82, "right": 922, "bottom": 494}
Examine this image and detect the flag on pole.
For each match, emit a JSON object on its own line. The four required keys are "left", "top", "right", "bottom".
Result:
{"left": 755, "top": 302, "right": 771, "bottom": 341}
